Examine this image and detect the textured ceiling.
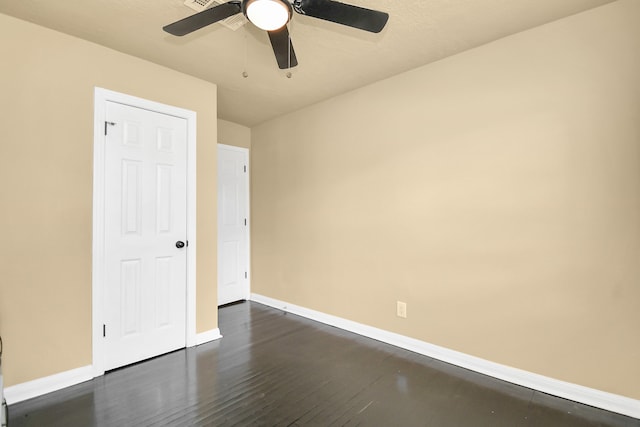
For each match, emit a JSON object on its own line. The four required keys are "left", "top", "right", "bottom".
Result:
{"left": 0, "top": 0, "right": 615, "bottom": 126}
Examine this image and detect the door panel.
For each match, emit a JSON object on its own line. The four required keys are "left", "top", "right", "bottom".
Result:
{"left": 218, "top": 146, "right": 249, "bottom": 306}
{"left": 104, "top": 101, "right": 187, "bottom": 370}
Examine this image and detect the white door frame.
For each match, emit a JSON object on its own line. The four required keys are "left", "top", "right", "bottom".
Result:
{"left": 217, "top": 144, "right": 250, "bottom": 305}
{"left": 92, "top": 87, "right": 197, "bottom": 377}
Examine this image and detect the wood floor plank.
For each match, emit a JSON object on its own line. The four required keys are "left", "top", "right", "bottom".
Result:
{"left": 8, "top": 301, "right": 639, "bottom": 426}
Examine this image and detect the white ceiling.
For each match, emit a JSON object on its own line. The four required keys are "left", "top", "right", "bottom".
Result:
{"left": 0, "top": 0, "right": 615, "bottom": 126}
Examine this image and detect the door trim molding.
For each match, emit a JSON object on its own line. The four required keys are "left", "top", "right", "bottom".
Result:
{"left": 217, "top": 144, "right": 251, "bottom": 304}
{"left": 92, "top": 87, "right": 197, "bottom": 378}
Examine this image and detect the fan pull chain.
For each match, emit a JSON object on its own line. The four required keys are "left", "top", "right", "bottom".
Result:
{"left": 242, "top": 25, "right": 249, "bottom": 78}
{"left": 286, "top": 21, "right": 293, "bottom": 78}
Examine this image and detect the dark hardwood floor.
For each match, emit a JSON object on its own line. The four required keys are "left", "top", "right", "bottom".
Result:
{"left": 9, "top": 301, "right": 639, "bottom": 426}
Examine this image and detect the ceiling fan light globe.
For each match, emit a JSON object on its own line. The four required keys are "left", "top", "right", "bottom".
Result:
{"left": 246, "top": 0, "right": 290, "bottom": 31}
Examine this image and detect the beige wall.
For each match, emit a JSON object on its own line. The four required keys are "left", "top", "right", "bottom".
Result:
{"left": 218, "top": 119, "right": 251, "bottom": 149}
{"left": 0, "top": 14, "right": 218, "bottom": 387}
{"left": 251, "top": 0, "right": 640, "bottom": 400}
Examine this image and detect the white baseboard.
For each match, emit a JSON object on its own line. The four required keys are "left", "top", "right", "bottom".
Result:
{"left": 250, "top": 293, "right": 640, "bottom": 419}
{"left": 4, "top": 365, "right": 93, "bottom": 405}
{"left": 5, "top": 330, "right": 222, "bottom": 406}
{"left": 196, "top": 328, "right": 223, "bottom": 345}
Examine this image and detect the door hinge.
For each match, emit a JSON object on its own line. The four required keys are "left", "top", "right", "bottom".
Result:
{"left": 244, "top": 165, "right": 247, "bottom": 173}
{"left": 186, "top": 240, "right": 189, "bottom": 247}
{"left": 244, "top": 218, "right": 247, "bottom": 226}
{"left": 245, "top": 271, "right": 247, "bottom": 279}
{"left": 104, "top": 121, "right": 116, "bottom": 136}
{"left": 103, "top": 324, "right": 106, "bottom": 337}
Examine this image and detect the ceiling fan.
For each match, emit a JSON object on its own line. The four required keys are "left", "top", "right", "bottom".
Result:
{"left": 163, "top": 0, "right": 389, "bottom": 69}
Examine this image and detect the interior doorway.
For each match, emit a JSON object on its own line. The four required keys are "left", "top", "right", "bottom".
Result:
{"left": 92, "top": 88, "right": 197, "bottom": 376}
{"left": 217, "top": 144, "right": 250, "bottom": 306}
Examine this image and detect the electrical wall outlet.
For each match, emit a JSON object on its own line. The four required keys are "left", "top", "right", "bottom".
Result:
{"left": 397, "top": 301, "right": 407, "bottom": 318}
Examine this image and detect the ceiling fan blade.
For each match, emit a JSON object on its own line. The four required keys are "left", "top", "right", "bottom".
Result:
{"left": 163, "top": 1, "right": 242, "bottom": 36}
{"left": 268, "top": 26, "right": 298, "bottom": 69}
{"left": 294, "top": 0, "right": 388, "bottom": 33}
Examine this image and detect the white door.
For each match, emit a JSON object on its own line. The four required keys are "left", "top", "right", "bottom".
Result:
{"left": 103, "top": 101, "right": 188, "bottom": 370}
{"left": 217, "top": 145, "right": 249, "bottom": 306}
